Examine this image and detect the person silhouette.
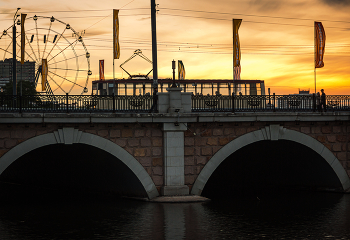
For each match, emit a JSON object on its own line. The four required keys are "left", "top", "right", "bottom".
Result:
{"left": 316, "top": 92, "right": 321, "bottom": 112}
{"left": 320, "top": 89, "right": 326, "bottom": 112}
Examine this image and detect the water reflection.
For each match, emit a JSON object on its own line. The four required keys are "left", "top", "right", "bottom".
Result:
{"left": 0, "top": 189, "right": 350, "bottom": 239}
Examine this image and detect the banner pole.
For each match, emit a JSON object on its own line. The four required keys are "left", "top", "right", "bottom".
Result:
{"left": 113, "top": 59, "right": 115, "bottom": 94}
{"left": 314, "top": 68, "right": 316, "bottom": 94}
{"left": 233, "top": 19, "right": 234, "bottom": 82}
{"left": 314, "top": 21, "right": 316, "bottom": 94}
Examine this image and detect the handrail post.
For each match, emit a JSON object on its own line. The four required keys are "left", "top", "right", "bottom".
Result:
{"left": 232, "top": 92, "right": 235, "bottom": 113}
{"left": 112, "top": 93, "right": 115, "bottom": 113}
{"left": 66, "top": 93, "right": 69, "bottom": 113}
{"left": 19, "top": 95, "right": 22, "bottom": 113}
{"left": 273, "top": 93, "right": 276, "bottom": 112}
{"left": 312, "top": 93, "right": 316, "bottom": 112}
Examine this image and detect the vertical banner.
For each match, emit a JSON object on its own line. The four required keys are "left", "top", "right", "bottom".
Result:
{"left": 113, "top": 9, "right": 120, "bottom": 59}
{"left": 315, "top": 21, "right": 326, "bottom": 68}
{"left": 21, "top": 13, "right": 27, "bottom": 64}
{"left": 233, "top": 19, "right": 242, "bottom": 80}
{"left": 234, "top": 65, "right": 241, "bottom": 81}
{"left": 99, "top": 60, "right": 105, "bottom": 80}
{"left": 178, "top": 60, "right": 185, "bottom": 80}
{"left": 42, "top": 59, "right": 48, "bottom": 91}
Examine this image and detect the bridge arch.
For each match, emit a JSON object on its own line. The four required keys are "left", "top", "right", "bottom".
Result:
{"left": 191, "top": 125, "right": 350, "bottom": 195}
{"left": 0, "top": 128, "right": 159, "bottom": 199}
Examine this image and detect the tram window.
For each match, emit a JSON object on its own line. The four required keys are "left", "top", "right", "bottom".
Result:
{"left": 126, "top": 83, "right": 133, "bottom": 95}
{"left": 236, "top": 84, "right": 244, "bottom": 95}
{"left": 145, "top": 85, "right": 152, "bottom": 95}
{"left": 256, "top": 83, "right": 261, "bottom": 95}
{"left": 250, "top": 83, "right": 257, "bottom": 95}
{"left": 134, "top": 83, "right": 143, "bottom": 95}
{"left": 220, "top": 84, "right": 229, "bottom": 95}
{"left": 118, "top": 84, "right": 126, "bottom": 95}
{"left": 186, "top": 85, "right": 195, "bottom": 94}
{"left": 201, "top": 83, "right": 211, "bottom": 95}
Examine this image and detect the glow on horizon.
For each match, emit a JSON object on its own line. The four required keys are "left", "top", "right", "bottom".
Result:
{"left": 0, "top": 0, "right": 349, "bottom": 95}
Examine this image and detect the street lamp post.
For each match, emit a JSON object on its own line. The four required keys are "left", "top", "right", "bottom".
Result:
{"left": 171, "top": 60, "right": 176, "bottom": 87}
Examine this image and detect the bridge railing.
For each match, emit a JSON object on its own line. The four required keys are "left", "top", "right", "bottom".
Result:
{"left": 191, "top": 94, "right": 350, "bottom": 112}
{"left": 1, "top": 94, "right": 350, "bottom": 113}
{"left": 0, "top": 94, "right": 153, "bottom": 113}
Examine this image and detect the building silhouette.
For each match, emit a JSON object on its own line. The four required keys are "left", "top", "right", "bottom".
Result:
{"left": 0, "top": 58, "right": 36, "bottom": 88}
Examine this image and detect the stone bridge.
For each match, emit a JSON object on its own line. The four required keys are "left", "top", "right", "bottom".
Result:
{"left": 0, "top": 111, "right": 349, "bottom": 200}
{"left": 1, "top": 88, "right": 350, "bottom": 199}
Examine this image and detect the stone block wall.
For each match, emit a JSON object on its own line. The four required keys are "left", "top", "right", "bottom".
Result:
{"left": 0, "top": 123, "right": 60, "bottom": 157}
{"left": 1, "top": 121, "right": 349, "bottom": 195}
{"left": 0, "top": 123, "right": 165, "bottom": 193}
{"left": 183, "top": 121, "right": 350, "bottom": 192}
{"left": 79, "top": 123, "right": 164, "bottom": 192}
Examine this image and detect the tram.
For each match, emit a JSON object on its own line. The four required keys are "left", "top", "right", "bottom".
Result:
{"left": 92, "top": 79, "right": 265, "bottom": 96}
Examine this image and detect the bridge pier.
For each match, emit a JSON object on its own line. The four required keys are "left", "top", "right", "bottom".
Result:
{"left": 161, "top": 123, "right": 189, "bottom": 196}
{"left": 158, "top": 87, "right": 192, "bottom": 196}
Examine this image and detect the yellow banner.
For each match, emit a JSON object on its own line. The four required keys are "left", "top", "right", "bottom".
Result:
{"left": 99, "top": 60, "right": 105, "bottom": 80}
{"left": 113, "top": 9, "right": 120, "bottom": 59}
{"left": 178, "top": 60, "right": 185, "bottom": 80}
{"left": 21, "top": 13, "right": 27, "bottom": 64}
{"left": 233, "top": 19, "right": 242, "bottom": 68}
{"left": 42, "top": 59, "right": 48, "bottom": 91}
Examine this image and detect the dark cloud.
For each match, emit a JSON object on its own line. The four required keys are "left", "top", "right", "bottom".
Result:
{"left": 321, "top": 0, "right": 350, "bottom": 6}
{"left": 249, "top": 0, "right": 281, "bottom": 11}
{"left": 0, "top": 7, "right": 17, "bottom": 18}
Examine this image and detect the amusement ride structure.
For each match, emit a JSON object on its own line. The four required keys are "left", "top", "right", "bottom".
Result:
{"left": 0, "top": 12, "right": 91, "bottom": 95}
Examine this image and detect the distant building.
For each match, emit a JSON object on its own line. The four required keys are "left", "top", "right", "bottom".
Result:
{"left": 298, "top": 89, "right": 310, "bottom": 95}
{"left": 0, "top": 59, "right": 36, "bottom": 88}
{"left": 277, "top": 88, "right": 313, "bottom": 109}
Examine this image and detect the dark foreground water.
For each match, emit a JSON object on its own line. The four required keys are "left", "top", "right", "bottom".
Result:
{"left": 1, "top": 186, "right": 350, "bottom": 239}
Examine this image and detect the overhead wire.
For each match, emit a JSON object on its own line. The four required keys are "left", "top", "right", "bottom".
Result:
{"left": 158, "top": 7, "right": 350, "bottom": 25}
{"left": 1, "top": 6, "right": 349, "bottom": 57}
{"left": 2, "top": 6, "right": 349, "bottom": 24}
{"left": 157, "top": 13, "right": 350, "bottom": 30}
{"left": 82, "top": 36, "right": 350, "bottom": 48}
{"left": 82, "top": 37, "right": 350, "bottom": 53}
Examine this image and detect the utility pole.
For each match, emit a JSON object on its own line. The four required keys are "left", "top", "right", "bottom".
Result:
{"left": 151, "top": 0, "right": 158, "bottom": 111}
{"left": 12, "top": 22, "right": 16, "bottom": 96}
{"left": 12, "top": 8, "right": 20, "bottom": 96}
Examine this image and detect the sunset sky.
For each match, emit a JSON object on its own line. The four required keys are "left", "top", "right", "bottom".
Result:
{"left": 0, "top": 0, "right": 349, "bottom": 94}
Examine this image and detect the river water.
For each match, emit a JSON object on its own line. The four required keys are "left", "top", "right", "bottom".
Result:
{"left": 0, "top": 186, "right": 350, "bottom": 239}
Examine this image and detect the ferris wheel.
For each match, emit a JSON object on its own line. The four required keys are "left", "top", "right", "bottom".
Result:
{"left": 0, "top": 13, "right": 92, "bottom": 95}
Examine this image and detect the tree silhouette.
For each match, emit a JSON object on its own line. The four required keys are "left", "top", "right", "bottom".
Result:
{"left": 0, "top": 80, "right": 38, "bottom": 96}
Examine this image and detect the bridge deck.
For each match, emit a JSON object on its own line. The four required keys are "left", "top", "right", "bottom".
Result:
{"left": 1, "top": 112, "right": 349, "bottom": 124}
